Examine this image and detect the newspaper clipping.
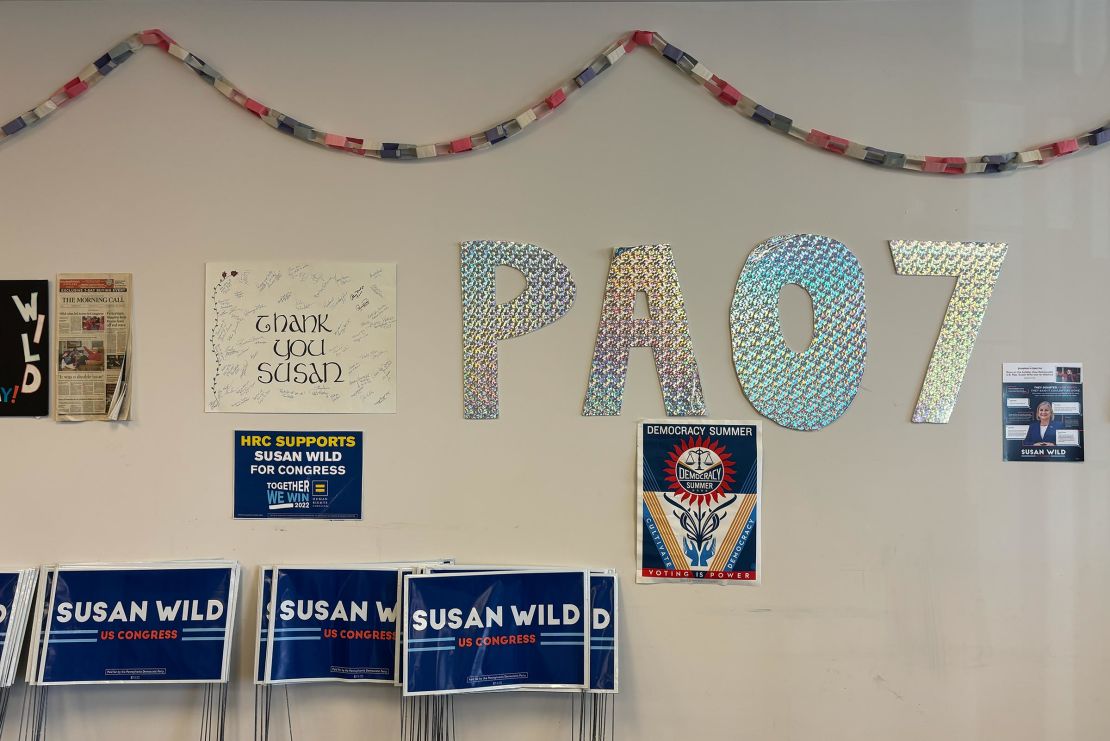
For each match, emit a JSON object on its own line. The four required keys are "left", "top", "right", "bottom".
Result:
{"left": 54, "top": 273, "right": 132, "bottom": 421}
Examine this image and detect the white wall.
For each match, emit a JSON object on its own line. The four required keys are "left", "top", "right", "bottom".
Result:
{"left": 0, "top": 1, "right": 1107, "bottom": 739}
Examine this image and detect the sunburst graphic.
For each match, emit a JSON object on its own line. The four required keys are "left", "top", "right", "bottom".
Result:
{"left": 663, "top": 437, "right": 736, "bottom": 505}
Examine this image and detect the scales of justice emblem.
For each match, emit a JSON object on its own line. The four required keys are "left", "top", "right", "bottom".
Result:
{"left": 663, "top": 438, "right": 737, "bottom": 568}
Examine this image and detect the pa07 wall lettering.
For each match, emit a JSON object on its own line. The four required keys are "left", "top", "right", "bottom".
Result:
{"left": 460, "top": 237, "right": 1007, "bottom": 430}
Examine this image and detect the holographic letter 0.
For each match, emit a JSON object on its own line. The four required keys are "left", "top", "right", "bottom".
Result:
{"left": 731, "top": 234, "right": 867, "bottom": 430}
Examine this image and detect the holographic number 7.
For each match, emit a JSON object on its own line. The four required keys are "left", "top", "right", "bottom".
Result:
{"left": 889, "top": 241, "right": 1008, "bottom": 424}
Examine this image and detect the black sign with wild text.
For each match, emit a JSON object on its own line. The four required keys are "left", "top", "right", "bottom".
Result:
{"left": 0, "top": 280, "right": 48, "bottom": 417}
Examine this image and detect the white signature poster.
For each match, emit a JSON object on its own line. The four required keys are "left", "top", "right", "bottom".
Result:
{"left": 205, "top": 262, "right": 396, "bottom": 413}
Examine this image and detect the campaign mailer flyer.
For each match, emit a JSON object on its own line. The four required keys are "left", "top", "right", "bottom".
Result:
{"left": 1002, "top": 363, "right": 1084, "bottom": 462}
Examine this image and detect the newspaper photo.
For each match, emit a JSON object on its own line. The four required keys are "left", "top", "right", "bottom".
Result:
{"left": 53, "top": 273, "right": 132, "bottom": 421}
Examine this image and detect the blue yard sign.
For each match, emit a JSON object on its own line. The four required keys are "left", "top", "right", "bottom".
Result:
{"left": 0, "top": 572, "right": 18, "bottom": 658}
{"left": 404, "top": 570, "right": 588, "bottom": 695}
{"left": 0, "top": 569, "right": 36, "bottom": 687}
{"left": 259, "top": 567, "right": 400, "bottom": 684}
{"left": 37, "top": 565, "right": 237, "bottom": 684}
{"left": 255, "top": 567, "right": 273, "bottom": 683}
{"left": 589, "top": 573, "right": 617, "bottom": 692}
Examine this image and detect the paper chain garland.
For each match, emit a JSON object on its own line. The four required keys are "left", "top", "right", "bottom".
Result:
{"left": 3, "top": 28, "right": 1110, "bottom": 173}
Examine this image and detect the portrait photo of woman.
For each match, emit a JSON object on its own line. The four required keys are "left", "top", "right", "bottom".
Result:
{"left": 1023, "top": 401, "right": 1059, "bottom": 446}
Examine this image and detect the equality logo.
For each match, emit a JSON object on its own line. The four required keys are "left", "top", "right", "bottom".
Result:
{"left": 664, "top": 437, "right": 735, "bottom": 505}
